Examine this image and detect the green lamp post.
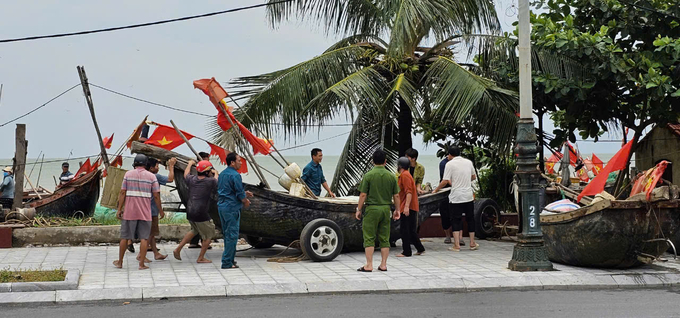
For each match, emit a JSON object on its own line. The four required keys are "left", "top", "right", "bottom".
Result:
{"left": 507, "top": 0, "right": 554, "bottom": 271}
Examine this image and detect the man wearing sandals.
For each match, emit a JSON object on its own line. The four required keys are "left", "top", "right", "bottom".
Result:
{"left": 173, "top": 159, "right": 217, "bottom": 264}
{"left": 395, "top": 157, "right": 425, "bottom": 258}
{"left": 217, "top": 152, "right": 253, "bottom": 269}
{"left": 355, "top": 150, "right": 401, "bottom": 272}
{"left": 114, "top": 154, "right": 162, "bottom": 270}
{"left": 433, "top": 146, "right": 479, "bottom": 252}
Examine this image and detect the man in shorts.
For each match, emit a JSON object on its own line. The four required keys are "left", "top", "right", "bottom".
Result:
{"left": 434, "top": 146, "right": 478, "bottom": 252}
{"left": 114, "top": 154, "right": 162, "bottom": 270}
{"left": 173, "top": 159, "right": 218, "bottom": 263}
{"left": 143, "top": 157, "right": 176, "bottom": 261}
{"left": 355, "top": 150, "right": 401, "bottom": 272}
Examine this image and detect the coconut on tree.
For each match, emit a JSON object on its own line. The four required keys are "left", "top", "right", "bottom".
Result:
{"left": 213, "top": 0, "right": 519, "bottom": 196}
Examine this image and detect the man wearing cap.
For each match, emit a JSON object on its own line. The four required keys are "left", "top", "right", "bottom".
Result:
{"left": 143, "top": 157, "right": 176, "bottom": 261}
{"left": 355, "top": 150, "right": 401, "bottom": 272}
{"left": 114, "top": 154, "right": 162, "bottom": 270}
{"left": 173, "top": 159, "right": 218, "bottom": 264}
{"left": 188, "top": 152, "right": 215, "bottom": 249}
{"left": 218, "top": 152, "right": 253, "bottom": 269}
{"left": 0, "top": 167, "right": 14, "bottom": 209}
{"left": 58, "top": 162, "right": 74, "bottom": 186}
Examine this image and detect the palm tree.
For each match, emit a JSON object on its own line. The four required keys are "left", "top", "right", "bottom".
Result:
{"left": 212, "top": 0, "right": 519, "bottom": 195}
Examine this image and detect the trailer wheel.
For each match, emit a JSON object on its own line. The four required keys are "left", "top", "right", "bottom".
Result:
{"left": 474, "top": 199, "right": 501, "bottom": 239}
{"left": 244, "top": 235, "right": 275, "bottom": 249}
{"left": 300, "top": 218, "right": 344, "bottom": 262}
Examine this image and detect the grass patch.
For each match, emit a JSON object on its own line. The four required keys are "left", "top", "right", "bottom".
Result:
{"left": 0, "top": 267, "right": 66, "bottom": 283}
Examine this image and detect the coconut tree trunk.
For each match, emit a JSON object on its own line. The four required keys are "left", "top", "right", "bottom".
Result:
{"left": 398, "top": 96, "right": 413, "bottom": 156}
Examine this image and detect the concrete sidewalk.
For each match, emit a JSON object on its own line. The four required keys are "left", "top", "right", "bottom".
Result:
{"left": 1, "top": 238, "right": 680, "bottom": 304}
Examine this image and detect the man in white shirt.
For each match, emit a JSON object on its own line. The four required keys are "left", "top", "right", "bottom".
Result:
{"left": 433, "top": 146, "right": 479, "bottom": 252}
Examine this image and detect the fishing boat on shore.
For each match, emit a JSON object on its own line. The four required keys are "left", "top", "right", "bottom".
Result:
{"left": 540, "top": 196, "right": 680, "bottom": 268}
{"left": 132, "top": 141, "right": 449, "bottom": 261}
{"left": 24, "top": 169, "right": 101, "bottom": 218}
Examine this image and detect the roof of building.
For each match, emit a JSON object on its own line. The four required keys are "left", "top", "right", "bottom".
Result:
{"left": 667, "top": 123, "right": 680, "bottom": 138}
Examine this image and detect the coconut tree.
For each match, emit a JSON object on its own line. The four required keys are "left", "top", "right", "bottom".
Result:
{"left": 213, "top": 0, "right": 519, "bottom": 195}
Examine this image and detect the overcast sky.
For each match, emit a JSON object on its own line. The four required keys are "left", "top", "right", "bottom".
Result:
{"left": 0, "top": 0, "right": 629, "bottom": 160}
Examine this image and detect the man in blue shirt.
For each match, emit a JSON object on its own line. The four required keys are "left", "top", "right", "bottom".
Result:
{"left": 0, "top": 167, "right": 15, "bottom": 210}
{"left": 217, "top": 152, "right": 253, "bottom": 269}
{"left": 58, "top": 162, "right": 74, "bottom": 186}
{"left": 301, "top": 148, "right": 335, "bottom": 197}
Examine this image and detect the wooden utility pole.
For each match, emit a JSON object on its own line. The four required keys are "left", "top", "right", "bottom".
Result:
{"left": 77, "top": 66, "right": 110, "bottom": 168}
{"left": 12, "top": 124, "right": 26, "bottom": 210}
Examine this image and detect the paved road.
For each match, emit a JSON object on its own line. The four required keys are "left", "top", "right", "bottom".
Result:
{"left": 3, "top": 289, "right": 680, "bottom": 317}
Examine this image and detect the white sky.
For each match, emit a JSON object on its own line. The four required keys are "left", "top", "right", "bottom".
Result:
{"left": 0, "top": 0, "right": 629, "bottom": 159}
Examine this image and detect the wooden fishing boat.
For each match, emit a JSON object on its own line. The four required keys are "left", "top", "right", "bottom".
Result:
{"left": 132, "top": 142, "right": 449, "bottom": 261}
{"left": 25, "top": 169, "right": 101, "bottom": 218}
{"left": 540, "top": 198, "right": 680, "bottom": 268}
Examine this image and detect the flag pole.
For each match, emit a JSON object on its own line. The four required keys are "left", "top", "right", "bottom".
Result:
{"left": 214, "top": 106, "right": 271, "bottom": 189}
{"left": 77, "top": 66, "right": 110, "bottom": 169}
{"left": 169, "top": 120, "right": 202, "bottom": 161}
{"left": 225, "top": 97, "right": 318, "bottom": 199}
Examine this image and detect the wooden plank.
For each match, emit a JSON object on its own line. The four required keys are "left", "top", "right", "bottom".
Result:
{"left": 12, "top": 124, "right": 26, "bottom": 210}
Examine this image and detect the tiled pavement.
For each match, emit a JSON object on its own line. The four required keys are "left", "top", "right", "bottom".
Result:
{"left": 1, "top": 238, "right": 680, "bottom": 303}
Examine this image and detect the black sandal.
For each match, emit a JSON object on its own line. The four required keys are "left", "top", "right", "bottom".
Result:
{"left": 357, "top": 266, "right": 372, "bottom": 272}
{"left": 378, "top": 267, "right": 387, "bottom": 272}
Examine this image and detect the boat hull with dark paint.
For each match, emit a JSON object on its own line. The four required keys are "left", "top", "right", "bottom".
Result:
{"left": 541, "top": 199, "right": 680, "bottom": 268}
{"left": 26, "top": 169, "right": 101, "bottom": 218}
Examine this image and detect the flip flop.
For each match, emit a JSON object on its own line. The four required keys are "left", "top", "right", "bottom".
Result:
{"left": 378, "top": 267, "right": 387, "bottom": 272}
{"left": 357, "top": 266, "right": 372, "bottom": 272}
{"left": 197, "top": 259, "right": 212, "bottom": 264}
{"left": 448, "top": 247, "right": 461, "bottom": 252}
{"left": 415, "top": 251, "right": 425, "bottom": 256}
{"left": 139, "top": 264, "right": 149, "bottom": 270}
{"left": 470, "top": 244, "right": 479, "bottom": 251}
{"left": 127, "top": 244, "right": 135, "bottom": 253}
{"left": 444, "top": 238, "right": 452, "bottom": 244}
{"left": 222, "top": 264, "right": 239, "bottom": 269}
{"left": 396, "top": 253, "right": 409, "bottom": 257}
{"left": 155, "top": 254, "right": 168, "bottom": 260}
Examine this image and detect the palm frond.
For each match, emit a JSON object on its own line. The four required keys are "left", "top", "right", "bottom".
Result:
{"left": 226, "top": 46, "right": 370, "bottom": 137}
{"left": 386, "top": 0, "right": 500, "bottom": 57}
{"left": 266, "top": 0, "right": 389, "bottom": 36}
{"left": 303, "top": 65, "right": 391, "bottom": 125}
{"left": 324, "top": 34, "right": 388, "bottom": 52}
{"left": 330, "top": 107, "right": 399, "bottom": 196}
{"left": 384, "top": 73, "right": 419, "bottom": 118}
{"left": 424, "top": 56, "right": 519, "bottom": 153}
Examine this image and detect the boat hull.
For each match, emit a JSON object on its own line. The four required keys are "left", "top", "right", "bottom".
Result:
{"left": 26, "top": 170, "right": 101, "bottom": 218}
{"left": 541, "top": 200, "right": 680, "bottom": 268}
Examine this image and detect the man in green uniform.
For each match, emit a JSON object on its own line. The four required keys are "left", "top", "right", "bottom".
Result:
{"left": 355, "top": 149, "right": 401, "bottom": 272}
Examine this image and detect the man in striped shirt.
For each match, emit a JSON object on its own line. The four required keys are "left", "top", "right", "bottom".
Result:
{"left": 114, "top": 154, "right": 162, "bottom": 270}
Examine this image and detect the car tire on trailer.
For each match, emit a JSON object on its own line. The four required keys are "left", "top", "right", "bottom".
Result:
{"left": 474, "top": 198, "right": 501, "bottom": 239}
{"left": 244, "top": 235, "right": 275, "bottom": 249}
{"left": 300, "top": 218, "right": 344, "bottom": 262}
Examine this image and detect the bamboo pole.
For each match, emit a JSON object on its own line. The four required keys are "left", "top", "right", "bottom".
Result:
{"left": 215, "top": 104, "right": 271, "bottom": 189}
{"left": 77, "top": 66, "right": 110, "bottom": 168}
{"left": 26, "top": 151, "right": 42, "bottom": 179}
{"left": 36, "top": 154, "right": 45, "bottom": 188}
{"left": 23, "top": 173, "right": 42, "bottom": 200}
{"left": 12, "top": 124, "right": 26, "bottom": 210}
{"left": 226, "top": 97, "right": 317, "bottom": 198}
{"left": 169, "top": 120, "right": 201, "bottom": 161}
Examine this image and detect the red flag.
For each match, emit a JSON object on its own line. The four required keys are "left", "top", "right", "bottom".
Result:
{"left": 193, "top": 78, "right": 228, "bottom": 110}
{"left": 591, "top": 154, "right": 604, "bottom": 175}
{"left": 208, "top": 142, "right": 229, "bottom": 165}
{"left": 90, "top": 158, "right": 101, "bottom": 172}
{"left": 102, "top": 133, "right": 114, "bottom": 149}
{"left": 144, "top": 124, "right": 195, "bottom": 150}
{"left": 545, "top": 153, "right": 559, "bottom": 174}
{"left": 111, "top": 155, "right": 123, "bottom": 168}
{"left": 73, "top": 159, "right": 91, "bottom": 181}
{"left": 238, "top": 157, "right": 248, "bottom": 174}
{"left": 127, "top": 116, "right": 149, "bottom": 148}
{"left": 216, "top": 104, "right": 235, "bottom": 131}
{"left": 577, "top": 140, "right": 634, "bottom": 202}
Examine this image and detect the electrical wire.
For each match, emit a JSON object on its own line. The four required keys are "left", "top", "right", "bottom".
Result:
{"left": 0, "top": 0, "right": 295, "bottom": 44}
{"left": 0, "top": 84, "right": 81, "bottom": 128}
